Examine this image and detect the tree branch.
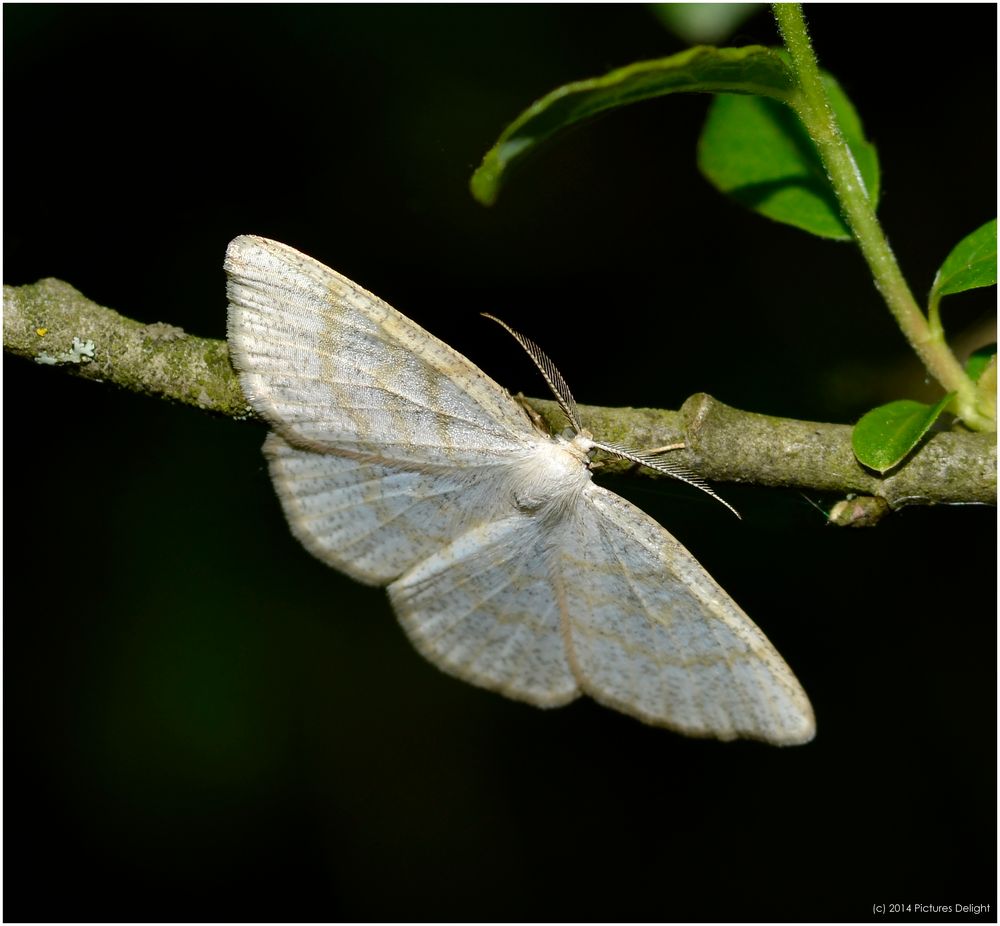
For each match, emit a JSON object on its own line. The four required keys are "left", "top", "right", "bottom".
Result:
{"left": 4, "top": 277, "right": 250, "bottom": 418}
{"left": 5, "top": 277, "right": 995, "bottom": 516}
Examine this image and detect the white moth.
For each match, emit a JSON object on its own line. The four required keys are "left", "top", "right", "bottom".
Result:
{"left": 226, "top": 235, "right": 815, "bottom": 745}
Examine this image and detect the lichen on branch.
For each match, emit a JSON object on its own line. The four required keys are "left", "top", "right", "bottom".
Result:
{"left": 4, "top": 277, "right": 250, "bottom": 418}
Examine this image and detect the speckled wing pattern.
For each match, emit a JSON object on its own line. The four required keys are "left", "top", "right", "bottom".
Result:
{"left": 559, "top": 485, "right": 814, "bottom": 742}
{"left": 226, "top": 235, "right": 815, "bottom": 744}
{"left": 226, "top": 234, "right": 531, "bottom": 462}
{"left": 389, "top": 512, "right": 577, "bottom": 707}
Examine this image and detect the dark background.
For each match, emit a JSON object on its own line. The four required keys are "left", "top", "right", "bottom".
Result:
{"left": 4, "top": 4, "right": 996, "bottom": 922}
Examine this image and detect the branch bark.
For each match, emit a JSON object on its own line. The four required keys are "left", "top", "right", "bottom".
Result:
{"left": 5, "top": 277, "right": 995, "bottom": 515}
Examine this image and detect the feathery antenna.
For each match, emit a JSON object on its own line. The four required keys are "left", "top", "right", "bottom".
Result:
{"left": 482, "top": 314, "right": 739, "bottom": 519}
{"left": 591, "top": 440, "right": 742, "bottom": 519}
{"left": 482, "top": 314, "right": 582, "bottom": 433}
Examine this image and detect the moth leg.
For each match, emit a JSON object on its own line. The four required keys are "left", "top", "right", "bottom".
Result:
{"left": 644, "top": 441, "right": 686, "bottom": 454}
{"left": 513, "top": 392, "right": 551, "bottom": 435}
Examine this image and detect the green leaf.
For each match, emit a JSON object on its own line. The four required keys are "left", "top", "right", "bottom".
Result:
{"left": 697, "top": 72, "right": 880, "bottom": 239}
{"left": 851, "top": 394, "right": 954, "bottom": 474}
{"left": 930, "top": 219, "right": 997, "bottom": 300}
{"left": 965, "top": 344, "right": 996, "bottom": 383}
{"left": 651, "top": 4, "right": 761, "bottom": 44}
{"left": 470, "top": 45, "right": 795, "bottom": 206}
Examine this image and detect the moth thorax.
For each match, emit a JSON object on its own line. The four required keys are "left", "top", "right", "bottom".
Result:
{"left": 508, "top": 438, "right": 592, "bottom": 516}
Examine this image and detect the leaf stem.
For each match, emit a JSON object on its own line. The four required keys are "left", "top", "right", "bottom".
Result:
{"left": 772, "top": 3, "right": 993, "bottom": 431}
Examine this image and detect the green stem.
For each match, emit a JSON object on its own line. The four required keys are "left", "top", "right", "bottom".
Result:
{"left": 926, "top": 291, "right": 944, "bottom": 342}
{"left": 772, "top": 3, "right": 993, "bottom": 431}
